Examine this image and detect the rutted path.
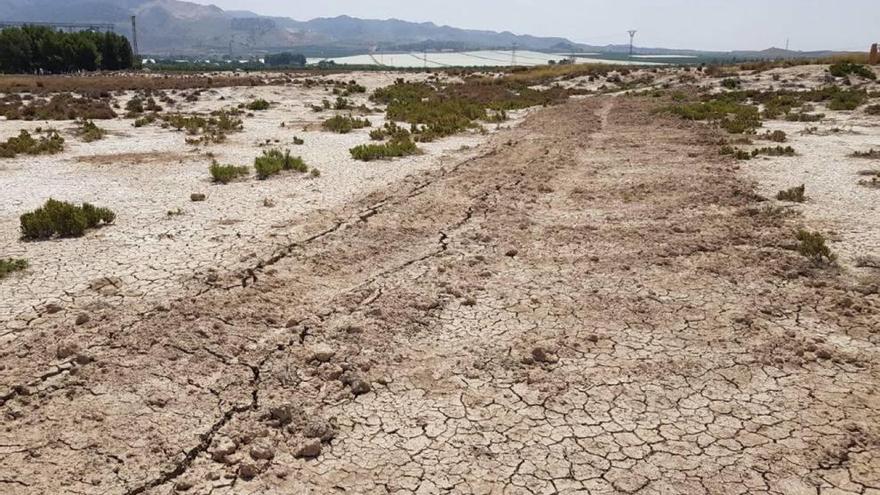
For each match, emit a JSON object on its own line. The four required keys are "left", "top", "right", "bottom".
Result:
{"left": 1, "top": 96, "right": 879, "bottom": 495}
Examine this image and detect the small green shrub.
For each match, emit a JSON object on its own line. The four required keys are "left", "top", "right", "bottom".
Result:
{"left": 254, "top": 151, "right": 283, "bottom": 179}
{"left": 20, "top": 199, "right": 115, "bottom": 240}
{"left": 293, "top": 136, "right": 304, "bottom": 145}
{"left": 76, "top": 119, "right": 106, "bottom": 142}
{"left": 133, "top": 114, "right": 158, "bottom": 127}
{"left": 153, "top": 110, "right": 244, "bottom": 145}
{"left": 829, "top": 62, "right": 876, "bottom": 80}
{"left": 720, "top": 145, "right": 752, "bottom": 160}
{"left": 752, "top": 146, "right": 796, "bottom": 157}
{"left": 0, "top": 129, "right": 64, "bottom": 158}
{"left": 125, "top": 97, "right": 144, "bottom": 116}
{"left": 760, "top": 130, "right": 787, "bottom": 143}
{"left": 209, "top": 160, "right": 249, "bottom": 184}
{"left": 785, "top": 112, "right": 824, "bottom": 122}
{"left": 776, "top": 184, "right": 805, "bottom": 202}
{"left": 247, "top": 99, "right": 270, "bottom": 111}
{"left": 322, "top": 115, "right": 371, "bottom": 134}
{"left": 828, "top": 90, "right": 867, "bottom": 111}
{"left": 254, "top": 149, "right": 308, "bottom": 179}
{"left": 663, "top": 99, "right": 761, "bottom": 134}
{"left": 720, "top": 78, "right": 741, "bottom": 89}
{"left": 795, "top": 229, "right": 836, "bottom": 264}
{"left": 350, "top": 136, "right": 420, "bottom": 161}
{"left": 0, "top": 258, "right": 28, "bottom": 279}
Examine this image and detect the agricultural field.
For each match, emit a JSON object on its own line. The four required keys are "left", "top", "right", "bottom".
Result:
{"left": 1, "top": 61, "right": 880, "bottom": 494}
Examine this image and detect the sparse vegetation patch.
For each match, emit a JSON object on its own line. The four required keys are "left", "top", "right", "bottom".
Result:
{"left": 0, "top": 258, "right": 28, "bottom": 279}
{"left": 246, "top": 99, "right": 270, "bottom": 111}
{"left": 0, "top": 129, "right": 64, "bottom": 158}
{"left": 828, "top": 62, "right": 876, "bottom": 80}
{"left": 76, "top": 119, "right": 106, "bottom": 142}
{"left": 254, "top": 149, "right": 308, "bottom": 179}
{"left": 776, "top": 185, "right": 805, "bottom": 202}
{"left": 350, "top": 136, "right": 420, "bottom": 161}
{"left": 795, "top": 229, "right": 836, "bottom": 264}
{"left": 209, "top": 161, "right": 250, "bottom": 184}
{"left": 322, "top": 115, "right": 371, "bottom": 134}
{"left": 20, "top": 199, "right": 115, "bottom": 240}
{"left": 851, "top": 149, "right": 880, "bottom": 159}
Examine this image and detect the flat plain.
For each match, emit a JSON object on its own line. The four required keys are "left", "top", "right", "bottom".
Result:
{"left": 1, "top": 63, "right": 879, "bottom": 495}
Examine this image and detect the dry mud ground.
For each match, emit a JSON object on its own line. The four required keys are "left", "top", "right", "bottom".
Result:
{"left": 2, "top": 95, "right": 880, "bottom": 495}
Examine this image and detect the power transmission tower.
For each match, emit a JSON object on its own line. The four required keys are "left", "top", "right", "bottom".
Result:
{"left": 785, "top": 38, "right": 790, "bottom": 51}
{"left": 511, "top": 43, "right": 518, "bottom": 66}
{"left": 627, "top": 30, "right": 637, "bottom": 56}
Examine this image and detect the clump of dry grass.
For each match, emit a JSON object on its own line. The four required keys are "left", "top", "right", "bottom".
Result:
{"left": 776, "top": 185, "right": 805, "bottom": 202}
{"left": 852, "top": 149, "right": 880, "bottom": 159}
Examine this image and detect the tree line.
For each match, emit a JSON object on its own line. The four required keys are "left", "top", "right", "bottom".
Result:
{"left": 0, "top": 26, "right": 134, "bottom": 74}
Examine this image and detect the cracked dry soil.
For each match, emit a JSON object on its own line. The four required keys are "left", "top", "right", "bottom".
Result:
{"left": 2, "top": 96, "right": 879, "bottom": 495}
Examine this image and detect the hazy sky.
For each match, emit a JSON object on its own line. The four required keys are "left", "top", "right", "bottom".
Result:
{"left": 193, "top": 0, "right": 878, "bottom": 52}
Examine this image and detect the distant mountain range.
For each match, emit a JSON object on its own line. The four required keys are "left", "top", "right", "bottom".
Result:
{"left": 0, "top": 0, "right": 846, "bottom": 59}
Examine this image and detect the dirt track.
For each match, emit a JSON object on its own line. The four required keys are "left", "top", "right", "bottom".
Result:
{"left": 2, "top": 96, "right": 879, "bottom": 494}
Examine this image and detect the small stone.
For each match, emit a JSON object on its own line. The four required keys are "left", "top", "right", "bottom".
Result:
{"left": 310, "top": 344, "right": 335, "bottom": 363}
{"left": 74, "top": 354, "right": 93, "bottom": 365}
{"left": 586, "top": 334, "right": 599, "bottom": 343}
{"left": 238, "top": 463, "right": 259, "bottom": 480}
{"left": 56, "top": 343, "right": 80, "bottom": 360}
{"left": 816, "top": 349, "right": 833, "bottom": 360}
{"left": 45, "top": 303, "right": 63, "bottom": 314}
{"left": 211, "top": 436, "right": 237, "bottom": 463}
{"left": 249, "top": 441, "right": 275, "bottom": 461}
{"left": 531, "top": 347, "right": 559, "bottom": 364}
{"left": 505, "top": 248, "right": 518, "bottom": 257}
{"left": 350, "top": 379, "right": 371, "bottom": 396}
{"left": 174, "top": 479, "right": 194, "bottom": 491}
{"left": 190, "top": 193, "right": 206, "bottom": 202}
{"left": 294, "top": 439, "right": 322, "bottom": 459}
{"left": 75, "top": 313, "right": 90, "bottom": 326}
{"left": 303, "top": 418, "right": 337, "bottom": 442}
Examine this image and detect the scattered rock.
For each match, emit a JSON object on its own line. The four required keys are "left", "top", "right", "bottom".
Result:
{"left": 249, "top": 440, "right": 275, "bottom": 461}
{"left": 238, "top": 463, "right": 259, "bottom": 480}
{"left": 505, "top": 248, "right": 518, "bottom": 257}
{"left": 174, "top": 479, "right": 194, "bottom": 492}
{"left": 294, "top": 439, "right": 322, "bottom": 459}
{"left": 56, "top": 343, "right": 81, "bottom": 360}
{"left": 310, "top": 344, "right": 336, "bottom": 363}
{"left": 586, "top": 334, "right": 599, "bottom": 343}
{"left": 267, "top": 404, "right": 301, "bottom": 428}
{"left": 303, "top": 418, "right": 337, "bottom": 442}
{"left": 190, "top": 193, "right": 207, "bottom": 202}
{"left": 73, "top": 354, "right": 93, "bottom": 365}
{"left": 350, "top": 379, "right": 372, "bottom": 396}
{"left": 211, "top": 436, "right": 237, "bottom": 463}
{"left": 531, "top": 347, "right": 559, "bottom": 364}
{"left": 45, "top": 303, "right": 63, "bottom": 314}
{"left": 74, "top": 313, "right": 90, "bottom": 326}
